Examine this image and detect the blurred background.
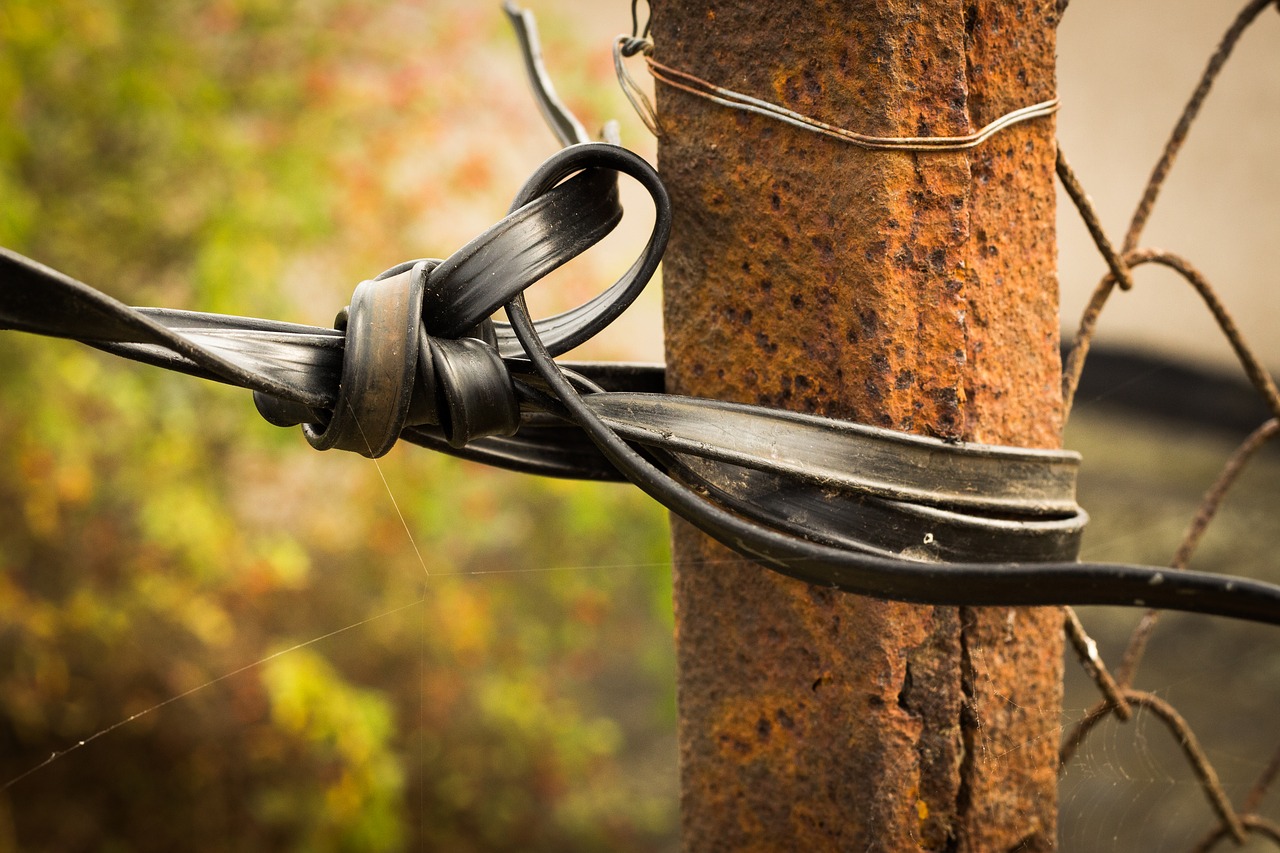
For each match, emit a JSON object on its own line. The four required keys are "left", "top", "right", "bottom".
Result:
{"left": 0, "top": 2, "right": 676, "bottom": 850}
{"left": 1057, "top": 3, "right": 1280, "bottom": 850}
{"left": 0, "top": 1, "right": 1275, "bottom": 850}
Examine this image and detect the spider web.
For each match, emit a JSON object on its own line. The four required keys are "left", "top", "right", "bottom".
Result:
{"left": 2, "top": 0, "right": 1279, "bottom": 849}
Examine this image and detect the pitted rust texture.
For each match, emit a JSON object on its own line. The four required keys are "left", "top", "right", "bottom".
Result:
{"left": 656, "top": 1, "right": 1063, "bottom": 849}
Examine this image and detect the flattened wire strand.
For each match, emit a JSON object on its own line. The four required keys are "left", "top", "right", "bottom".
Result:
{"left": 614, "top": 2, "right": 1280, "bottom": 841}
{"left": 505, "top": 1, "right": 590, "bottom": 147}
{"left": 613, "top": 36, "right": 1060, "bottom": 151}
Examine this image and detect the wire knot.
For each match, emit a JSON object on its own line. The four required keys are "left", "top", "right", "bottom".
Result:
{"left": 253, "top": 260, "right": 521, "bottom": 458}
{"left": 253, "top": 142, "right": 670, "bottom": 459}
{"left": 619, "top": 36, "right": 652, "bottom": 58}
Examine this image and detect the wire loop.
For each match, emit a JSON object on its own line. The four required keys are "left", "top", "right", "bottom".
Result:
{"left": 2, "top": 3, "right": 1280, "bottom": 634}
{"left": 5, "top": 138, "right": 1280, "bottom": 623}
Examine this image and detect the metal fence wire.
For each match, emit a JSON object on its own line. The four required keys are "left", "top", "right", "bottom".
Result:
{"left": 1056, "top": 0, "right": 1280, "bottom": 847}
{"left": 0, "top": 1, "right": 1276, "bottom": 845}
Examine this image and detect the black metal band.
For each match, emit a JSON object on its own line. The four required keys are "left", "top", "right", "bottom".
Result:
{"left": 3, "top": 142, "right": 1279, "bottom": 626}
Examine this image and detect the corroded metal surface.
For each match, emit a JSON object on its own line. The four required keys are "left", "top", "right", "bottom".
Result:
{"left": 655, "top": 1, "right": 1063, "bottom": 849}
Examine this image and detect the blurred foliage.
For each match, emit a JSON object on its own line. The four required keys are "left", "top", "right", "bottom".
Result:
{"left": 0, "top": 1, "right": 676, "bottom": 850}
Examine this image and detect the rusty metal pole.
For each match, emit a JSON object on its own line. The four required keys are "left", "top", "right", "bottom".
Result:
{"left": 654, "top": 1, "right": 1064, "bottom": 850}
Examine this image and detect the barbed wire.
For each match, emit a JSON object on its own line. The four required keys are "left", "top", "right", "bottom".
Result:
{"left": 1058, "top": 0, "right": 1280, "bottom": 847}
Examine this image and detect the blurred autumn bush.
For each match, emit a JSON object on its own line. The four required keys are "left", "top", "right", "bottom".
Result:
{"left": 0, "top": 1, "right": 676, "bottom": 849}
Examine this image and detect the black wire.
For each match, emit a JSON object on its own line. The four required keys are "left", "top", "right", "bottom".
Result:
{"left": 630, "top": 0, "right": 651, "bottom": 40}
{"left": 492, "top": 147, "right": 1280, "bottom": 627}
{"left": 6, "top": 142, "right": 1280, "bottom": 625}
{"left": 505, "top": 285, "right": 1280, "bottom": 625}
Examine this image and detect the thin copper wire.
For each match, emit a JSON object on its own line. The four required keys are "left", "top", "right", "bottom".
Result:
{"left": 1061, "top": 0, "right": 1280, "bottom": 414}
{"left": 613, "top": 36, "right": 1059, "bottom": 152}
{"left": 1172, "top": 419, "right": 1280, "bottom": 572}
{"left": 1062, "top": 690, "right": 1249, "bottom": 844}
{"left": 1242, "top": 743, "right": 1280, "bottom": 816}
{"left": 1143, "top": 690, "right": 1248, "bottom": 843}
{"left": 1128, "top": 250, "right": 1280, "bottom": 417}
{"left": 1058, "top": 697, "right": 1111, "bottom": 769}
{"left": 614, "top": 37, "right": 659, "bottom": 137}
{"left": 1191, "top": 816, "right": 1280, "bottom": 853}
{"left": 1055, "top": 149, "right": 1134, "bottom": 293}
{"left": 1123, "top": 0, "right": 1279, "bottom": 253}
{"left": 1114, "top": 609, "right": 1161, "bottom": 691}
{"left": 1113, "top": 419, "right": 1280, "bottom": 687}
{"left": 1063, "top": 607, "right": 1133, "bottom": 720}
{"left": 1062, "top": 250, "right": 1280, "bottom": 421}
{"left": 1126, "top": 691, "right": 1248, "bottom": 845}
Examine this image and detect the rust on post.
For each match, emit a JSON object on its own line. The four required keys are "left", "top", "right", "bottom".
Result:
{"left": 654, "top": 1, "right": 1064, "bottom": 849}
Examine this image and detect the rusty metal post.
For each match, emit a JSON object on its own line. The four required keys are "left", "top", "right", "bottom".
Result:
{"left": 654, "top": 1, "right": 1064, "bottom": 849}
